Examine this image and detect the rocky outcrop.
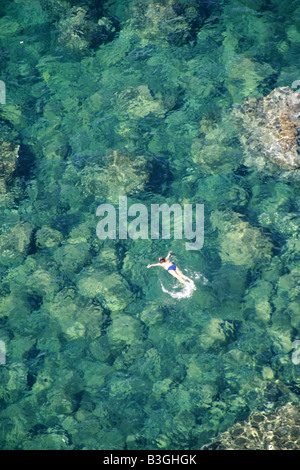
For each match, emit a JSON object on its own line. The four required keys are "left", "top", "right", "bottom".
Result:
{"left": 202, "top": 402, "right": 300, "bottom": 450}
{"left": 233, "top": 87, "right": 300, "bottom": 171}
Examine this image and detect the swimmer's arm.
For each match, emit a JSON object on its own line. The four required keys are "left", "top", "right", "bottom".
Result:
{"left": 147, "top": 263, "right": 161, "bottom": 268}
{"left": 165, "top": 251, "right": 172, "bottom": 260}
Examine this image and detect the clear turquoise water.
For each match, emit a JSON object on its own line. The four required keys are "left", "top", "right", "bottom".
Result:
{"left": 0, "top": 0, "right": 300, "bottom": 450}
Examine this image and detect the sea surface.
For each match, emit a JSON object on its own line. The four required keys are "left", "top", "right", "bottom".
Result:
{"left": 0, "top": 0, "right": 299, "bottom": 450}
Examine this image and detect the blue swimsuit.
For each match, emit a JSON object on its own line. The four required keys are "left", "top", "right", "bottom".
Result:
{"left": 168, "top": 264, "right": 176, "bottom": 271}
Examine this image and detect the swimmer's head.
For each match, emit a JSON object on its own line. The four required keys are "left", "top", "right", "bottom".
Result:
{"left": 159, "top": 257, "right": 166, "bottom": 263}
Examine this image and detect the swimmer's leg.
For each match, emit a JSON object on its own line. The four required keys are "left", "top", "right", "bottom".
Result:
{"left": 174, "top": 267, "right": 193, "bottom": 283}
{"left": 168, "top": 270, "right": 186, "bottom": 285}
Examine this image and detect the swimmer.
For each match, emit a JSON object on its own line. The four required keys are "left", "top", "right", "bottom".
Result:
{"left": 147, "top": 251, "right": 193, "bottom": 285}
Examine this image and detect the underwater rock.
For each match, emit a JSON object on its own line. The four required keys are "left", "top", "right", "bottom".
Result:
{"left": 26, "top": 268, "right": 60, "bottom": 301}
{"left": 0, "top": 140, "right": 19, "bottom": 194}
{"left": 173, "top": 410, "right": 195, "bottom": 436}
{"left": 271, "top": 267, "right": 300, "bottom": 332}
{"left": 93, "top": 247, "right": 118, "bottom": 272}
{"left": 0, "top": 104, "right": 22, "bottom": 128}
{"left": 280, "top": 236, "right": 300, "bottom": 264}
{"left": 262, "top": 366, "right": 274, "bottom": 381}
{"left": 202, "top": 402, "right": 300, "bottom": 450}
{"left": 113, "top": 85, "right": 166, "bottom": 120}
{"left": 22, "top": 431, "right": 69, "bottom": 450}
{"left": 64, "top": 321, "right": 85, "bottom": 340}
{"left": 35, "top": 226, "right": 63, "bottom": 249}
{"left": 49, "top": 287, "right": 105, "bottom": 341}
{"left": 6, "top": 363, "right": 28, "bottom": 394}
{"left": 57, "top": 7, "right": 90, "bottom": 51}
{"left": 277, "top": 268, "right": 300, "bottom": 304}
{"left": 258, "top": 211, "right": 300, "bottom": 238}
{"left": 198, "top": 318, "right": 226, "bottom": 350}
{"left": 130, "top": 0, "right": 208, "bottom": 45}
{"left": 48, "top": 390, "right": 75, "bottom": 415}
{"left": 39, "top": 0, "right": 72, "bottom": 20}
{"left": 80, "top": 149, "right": 149, "bottom": 203}
{"left": 137, "top": 347, "right": 162, "bottom": 382}
{"left": 210, "top": 210, "right": 273, "bottom": 269}
{"left": 226, "top": 56, "right": 275, "bottom": 103}
{"left": 152, "top": 378, "right": 172, "bottom": 398}
{"left": 138, "top": 302, "right": 164, "bottom": 327}
{"left": 289, "top": 301, "right": 300, "bottom": 331}
{"left": 53, "top": 241, "right": 91, "bottom": 276}
{"left": 0, "top": 221, "right": 32, "bottom": 267}
{"left": 42, "top": 131, "right": 69, "bottom": 160}
{"left": 77, "top": 269, "right": 134, "bottom": 312}
{"left": 97, "top": 428, "right": 126, "bottom": 450}
{"left": 57, "top": 6, "right": 117, "bottom": 52}
{"left": 97, "top": 16, "right": 118, "bottom": 41}
{"left": 114, "top": 341, "right": 151, "bottom": 371}
{"left": 81, "top": 360, "right": 112, "bottom": 393}
{"left": 198, "top": 318, "right": 237, "bottom": 351}
{"left": 10, "top": 336, "right": 36, "bottom": 362}
{"left": 107, "top": 314, "right": 143, "bottom": 346}
{"left": 0, "top": 363, "right": 28, "bottom": 406}
{"left": 185, "top": 357, "right": 202, "bottom": 383}
{"left": 0, "top": 15, "right": 22, "bottom": 40}
{"left": 191, "top": 116, "right": 241, "bottom": 175}
{"left": 242, "top": 279, "right": 274, "bottom": 324}
{"left": 232, "top": 87, "right": 300, "bottom": 171}
{"left": 89, "top": 336, "right": 111, "bottom": 363}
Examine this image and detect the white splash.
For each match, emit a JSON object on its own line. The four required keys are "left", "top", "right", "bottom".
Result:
{"left": 160, "top": 279, "right": 196, "bottom": 299}
{"left": 193, "top": 272, "right": 209, "bottom": 284}
{"left": 160, "top": 270, "right": 208, "bottom": 299}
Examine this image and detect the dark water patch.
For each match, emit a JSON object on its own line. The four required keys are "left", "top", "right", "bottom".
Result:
{"left": 13, "top": 144, "right": 36, "bottom": 181}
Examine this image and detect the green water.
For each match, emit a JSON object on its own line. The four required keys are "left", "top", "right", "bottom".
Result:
{"left": 0, "top": 0, "right": 300, "bottom": 450}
